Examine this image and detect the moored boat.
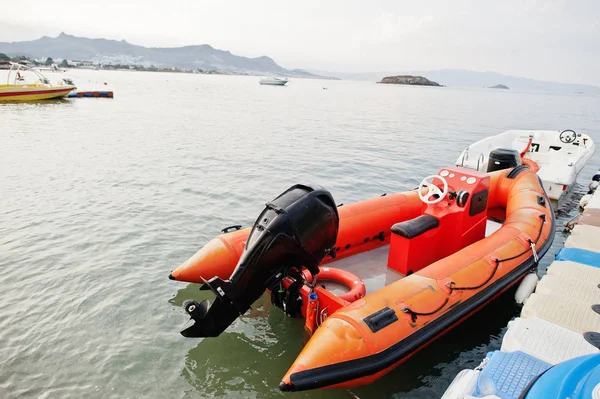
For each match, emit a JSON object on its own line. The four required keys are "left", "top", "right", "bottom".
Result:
{"left": 169, "top": 164, "right": 555, "bottom": 392}
{"left": 0, "top": 63, "right": 76, "bottom": 102}
{"left": 456, "top": 129, "right": 596, "bottom": 201}
{"left": 259, "top": 77, "right": 288, "bottom": 85}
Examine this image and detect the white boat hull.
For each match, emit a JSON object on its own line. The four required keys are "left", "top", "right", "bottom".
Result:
{"left": 456, "top": 130, "right": 596, "bottom": 201}
{"left": 259, "top": 78, "right": 288, "bottom": 86}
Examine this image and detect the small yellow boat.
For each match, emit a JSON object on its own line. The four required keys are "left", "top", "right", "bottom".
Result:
{"left": 0, "top": 63, "right": 76, "bottom": 102}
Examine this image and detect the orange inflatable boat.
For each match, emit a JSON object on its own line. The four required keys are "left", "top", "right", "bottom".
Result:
{"left": 169, "top": 165, "right": 555, "bottom": 392}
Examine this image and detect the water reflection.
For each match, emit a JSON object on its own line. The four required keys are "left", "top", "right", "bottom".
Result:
{"left": 173, "top": 289, "right": 350, "bottom": 398}
{"left": 171, "top": 282, "right": 523, "bottom": 398}
{"left": 0, "top": 98, "right": 73, "bottom": 108}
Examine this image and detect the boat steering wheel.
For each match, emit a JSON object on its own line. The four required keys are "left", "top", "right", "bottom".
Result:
{"left": 559, "top": 129, "right": 577, "bottom": 144}
{"left": 418, "top": 175, "right": 449, "bottom": 205}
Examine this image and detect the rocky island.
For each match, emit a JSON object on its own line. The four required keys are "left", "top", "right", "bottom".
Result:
{"left": 489, "top": 84, "right": 509, "bottom": 89}
{"left": 378, "top": 75, "right": 442, "bottom": 86}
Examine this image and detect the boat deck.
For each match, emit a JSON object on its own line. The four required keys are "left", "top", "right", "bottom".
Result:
{"left": 322, "top": 219, "right": 504, "bottom": 295}
{"left": 324, "top": 245, "right": 402, "bottom": 294}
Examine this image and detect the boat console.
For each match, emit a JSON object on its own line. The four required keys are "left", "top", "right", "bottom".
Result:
{"left": 388, "top": 167, "right": 490, "bottom": 275}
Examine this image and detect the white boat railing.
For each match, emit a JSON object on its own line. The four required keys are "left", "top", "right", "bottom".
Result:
{"left": 476, "top": 153, "right": 484, "bottom": 171}
{"left": 457, "top": 149, "right": 484, "bottom": 171}
{"left": 458, "top": 148, "right": 468, "bottom": 167}
{"left": 6, "top": 62, "right": 53, "bottom": 86}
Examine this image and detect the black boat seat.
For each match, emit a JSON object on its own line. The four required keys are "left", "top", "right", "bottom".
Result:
{"left": 391, "top": 215, "right": 439, "bottom": 239}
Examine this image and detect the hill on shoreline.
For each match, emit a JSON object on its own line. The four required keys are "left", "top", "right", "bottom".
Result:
{"left": 0, "top": 33, "right": 328, "bottom": 78}
{"left": 307, "top": 69, "right": 600, "bottom": 94}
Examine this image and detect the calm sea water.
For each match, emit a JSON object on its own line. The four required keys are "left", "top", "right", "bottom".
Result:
{"left": 1, "top": 70, "right": 599, "bottom": 399}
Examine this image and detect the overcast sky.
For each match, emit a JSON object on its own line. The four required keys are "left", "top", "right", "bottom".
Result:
{"left": 1, "top": 0, "right": 599, "bottom": 85}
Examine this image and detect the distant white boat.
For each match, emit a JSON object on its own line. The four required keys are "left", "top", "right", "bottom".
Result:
{"left": 457, "top": 129, "right": 596, "bottom": 201}
{"left": 259, "top": 77, "right": 288, "bottom": 86}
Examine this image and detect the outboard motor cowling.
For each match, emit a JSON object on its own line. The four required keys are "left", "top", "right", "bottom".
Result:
{"left": 181, "top": 184, "right": 339, "bottom": 338}
{"left": 486, "top": 148, "right": 522, "bottom": 172}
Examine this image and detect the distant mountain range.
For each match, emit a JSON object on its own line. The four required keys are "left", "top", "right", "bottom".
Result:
{"left": 0, "top": 32, "right": 326, "bottom": 78}
{"left": 308, "top": 69, "right": 600, "bottom": 94}
{"left": 2, "top": 33, "right": 598, "bottom": 93}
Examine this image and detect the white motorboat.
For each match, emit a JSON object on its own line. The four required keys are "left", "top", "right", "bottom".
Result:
{"left": 259, "top": 77, "right": 288, "bottom": 86}
{"left": 456, "top": 129, "right": 596, "bottom": 201}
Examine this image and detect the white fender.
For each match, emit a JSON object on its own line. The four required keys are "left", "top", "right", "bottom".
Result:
{"left": 515, "top": 273, "right": 539, "bottom": 304}
{"left": 441, "top": 369, "right": 480, "bottom": 399}
{"left": 580, "top": 194, "right": 592, "bottom": 210}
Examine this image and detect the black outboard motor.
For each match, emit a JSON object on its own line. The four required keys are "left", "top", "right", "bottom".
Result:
{"left": 486, "top": 148, "right": 522, "bottom": 173}
{"left": 181, "top": 184, "right": 339, "bottom": 338}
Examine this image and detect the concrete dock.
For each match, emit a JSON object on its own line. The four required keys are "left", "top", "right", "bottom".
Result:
{"left": 442, "top": 177, "right": 600, "bottom": 399}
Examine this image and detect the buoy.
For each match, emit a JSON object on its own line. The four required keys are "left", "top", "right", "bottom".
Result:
{"left": 515, "top": 273, "right": 539, "bottom": 304}
{"left": 316, "top": 267, "right": 366, "bottom": 302}
{"left": 300, "top": 267, "right": 366, "bottom": 303}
